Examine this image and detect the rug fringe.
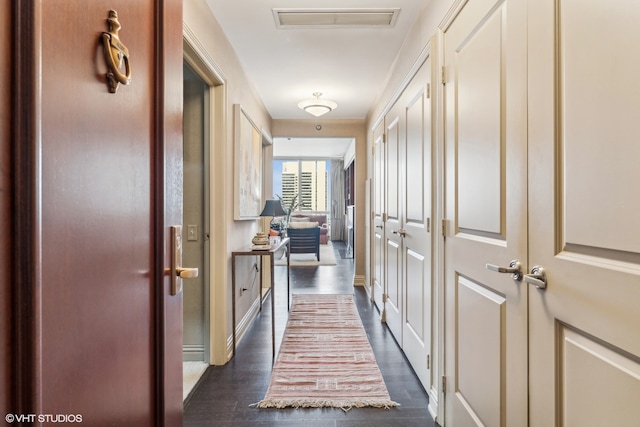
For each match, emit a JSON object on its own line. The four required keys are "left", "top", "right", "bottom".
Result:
{"left": 250, "top": 398, "right": 399, "bottom": 412}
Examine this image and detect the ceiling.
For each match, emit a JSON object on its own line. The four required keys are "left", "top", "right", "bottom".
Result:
{"left": 273, "top": 137, "right": 354, "bottom": 159}
{"left": 203, "top": 0, "right": 428, "bottom": 121}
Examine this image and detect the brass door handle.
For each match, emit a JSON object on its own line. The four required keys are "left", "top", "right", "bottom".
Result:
{"left": 169, "top": 226, "right": 198, "bottom": 295}
{"left": 176, "top": 267, "right": 198, "bottom": 279}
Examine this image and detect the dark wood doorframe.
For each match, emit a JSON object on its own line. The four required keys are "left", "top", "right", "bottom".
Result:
{"left": 0, "top": 3, "right": 10, "bottom": 418}
{"left": 153, "top": 1, "right": 185, "bottom": 425}
{"left": 10, "top": 1, "right": 43, "bottom": 417}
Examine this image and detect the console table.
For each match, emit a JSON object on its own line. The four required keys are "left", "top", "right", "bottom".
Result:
{"left": 231, "top": 237, "right": 290, "bottom": 359}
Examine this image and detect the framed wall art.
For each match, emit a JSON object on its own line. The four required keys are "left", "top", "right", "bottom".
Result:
{"left": 234, "top": 104, "right": 263, "bottom": 219}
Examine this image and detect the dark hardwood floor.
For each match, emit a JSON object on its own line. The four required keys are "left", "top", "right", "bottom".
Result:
{"left": 184, "top": 241, "right": 439, "bottom": 426}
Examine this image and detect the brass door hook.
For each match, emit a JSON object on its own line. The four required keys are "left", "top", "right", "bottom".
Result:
{"left": 101, "top": 10, "right": 131, "bottom": 93}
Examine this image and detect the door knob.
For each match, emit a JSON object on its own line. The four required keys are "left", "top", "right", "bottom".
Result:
{"left": 375, "top": 225, "right": 383, "bottom": 229}
{"left": 486, "top": 260, "right": 522, "bottom": 280}
{"left": 524, "top": 266, "right": 547, "bottom": 289}
{"left": 392, "top": 229, "right": 407, "bottom": 237}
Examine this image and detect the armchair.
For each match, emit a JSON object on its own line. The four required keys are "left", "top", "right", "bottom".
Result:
{"left": 287, "top": 223, "right": 320, "bottom": 261}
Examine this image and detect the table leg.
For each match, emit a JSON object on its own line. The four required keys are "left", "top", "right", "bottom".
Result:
{"left": 258, "top": 255, "right": 262, "bottom": 312}
{"left": 231, "top": 254, "right": 236, "bottom": 359}
{"left": 270, "top": 253, "right": 275, "bottom": 360}
{"left": 286, "top": 240, "right": 290, "bottom": 310}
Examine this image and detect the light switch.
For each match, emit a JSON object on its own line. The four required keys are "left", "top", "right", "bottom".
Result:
{"left": 187, "top": 225, "right": 198, "bottom": 241}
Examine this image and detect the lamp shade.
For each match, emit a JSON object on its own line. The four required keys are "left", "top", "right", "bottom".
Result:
{"left": 259, "top": 199, "right": 287, "bottom": 217}
{"left": 302, "top": 105, "right": 332, "bottom": 117}
{"left": 298, "top": 92, "right": 337, "bottom": 117}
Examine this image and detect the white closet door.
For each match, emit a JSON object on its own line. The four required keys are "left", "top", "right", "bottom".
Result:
{"left": 402, "top": 59, "right": 434, "bottom": 394}
{"left": 528, "top": 1, "right": 640, "bottom": 425}
{"left": 443, "top": 0, "right": 528, "bottom": 425}
{"left": 384, "top": 103, "right": 404, "bottom": 342}
{"left": 372, "top": 122, "right": 386, "bottom": 316}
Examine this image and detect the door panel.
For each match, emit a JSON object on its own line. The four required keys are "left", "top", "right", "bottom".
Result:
{"left": 12, "top": 2, "right": 183, "bottom": 424}
{"left": 41, "top": 4, "right": 155, "bottom": 421}
{"left": 405, "top": 250, "right": 425, "bottom": 339}
{"left": 528, "top": 1, "right": 640, "bottom": 425}
{"left": 404, "top": 249, "right": 430, "bottom": 383}
{"left": 456, "top": 13, "right": 502, "bottom": 235}
{"left": 456, "top": 277, "right": 505, "bottom": 427}
{"left": 384, "top": 112, "right": 403, "bottom": 340}
{"left": 561, "top": 328, "right": 640, "bottom": 426}
{"left": 386, "top": 238, "right": 402, "bottom": 338}
{"left": 401, "top": 61, "right": 433, "bottom": 392}
{"left": 444, "top": 0, "right": 528, "bottom": 425}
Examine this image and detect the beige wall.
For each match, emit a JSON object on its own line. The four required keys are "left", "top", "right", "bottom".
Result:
{"left": 272, "top": 119, "right": 368, "bottom": 282}
{"left": 185, "top": 0, "right": 273, "bottom": 364}
{"left": 364, "top": 0, "right": 457, "bottom": 293}
{"left": 367, "top": 0, "right": 455, "bottom": 127}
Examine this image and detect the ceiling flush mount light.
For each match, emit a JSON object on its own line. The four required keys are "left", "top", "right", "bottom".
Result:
{"left": 298, "top": 92, "right": 337, "bottom": 117}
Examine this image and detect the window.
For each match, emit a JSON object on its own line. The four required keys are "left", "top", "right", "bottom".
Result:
{"left": 273, "top": 160, "right": 330, "bottom": 213}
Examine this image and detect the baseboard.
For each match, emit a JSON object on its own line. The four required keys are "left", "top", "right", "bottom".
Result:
{"left": 183, "top": 344, "right": 205, "bottom": 361}
{"left": 227, "top": 295, "right": 262, "bottom": 360}
{"left": 353, "top": 274, "right": 366, "bottom": 287}
{"left": 362, "top": 281, "right": 372, "bottom": 298}
{"left": 428, "top": 393, "right": 438, "bottom": 424}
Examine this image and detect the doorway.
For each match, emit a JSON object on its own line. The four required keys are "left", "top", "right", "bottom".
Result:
{"left": 182, "top": 63, "right": 210, "bottom": 399}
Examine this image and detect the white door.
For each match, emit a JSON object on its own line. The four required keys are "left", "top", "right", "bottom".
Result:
{"left": 372, "top": 122, "right": 386, "bottom": 316}
{"left": 384, "top": 105, "right": 404, "bottom": 341}
{"left": 528, "top": 2, "right": 640, "bottom": 425}
{"left": 443, "top": 0, "right": 528, "bottom": 425}
{"left": 401, "top": 59, "right": 433, "bottom": 393}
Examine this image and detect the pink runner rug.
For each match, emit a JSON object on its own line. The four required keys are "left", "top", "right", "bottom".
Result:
{"left": 253, "top": 293, "right": 399, "bottom": 410}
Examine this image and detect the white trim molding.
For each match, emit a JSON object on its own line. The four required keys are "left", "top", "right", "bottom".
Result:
{"left": 353, "top": 274, "right": 366, "bottom": 287}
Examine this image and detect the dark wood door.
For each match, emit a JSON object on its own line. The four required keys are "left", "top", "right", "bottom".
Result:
{"left": 5, "top": 1, "right": 183, "bottom": 425}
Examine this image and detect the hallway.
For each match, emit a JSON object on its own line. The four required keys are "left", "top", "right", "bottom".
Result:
{"left": 184, "top": 242, "right": 437, "bottom": 426}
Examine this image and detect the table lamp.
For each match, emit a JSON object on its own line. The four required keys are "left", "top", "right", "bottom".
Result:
{"left": 259, "top": 199, "right": 286, "bottom": 228}
{"left": 252, "top": 199, "right": 286, "bottom": 248}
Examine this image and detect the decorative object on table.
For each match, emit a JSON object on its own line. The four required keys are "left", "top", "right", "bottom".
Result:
{"left": 251, "top": 232, "right": 270, "bottom": 250}
{"left": 252, "top": 294, "right": 398, "bottom": 410}
{"left": 269, "top": 235, "right": 281, "bottom": 246}
{"left": 275, "top": 193, "right": 304, "bottom": 229}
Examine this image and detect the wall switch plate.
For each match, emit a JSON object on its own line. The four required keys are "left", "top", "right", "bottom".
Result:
{"left": 187, "top": 225, "right": 198, "bottom": 241}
